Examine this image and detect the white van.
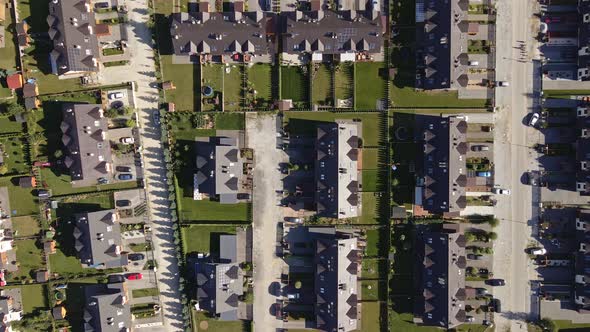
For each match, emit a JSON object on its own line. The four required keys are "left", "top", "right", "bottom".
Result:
{"left": 468, "top": 61, "right": 479, "bottom": 66}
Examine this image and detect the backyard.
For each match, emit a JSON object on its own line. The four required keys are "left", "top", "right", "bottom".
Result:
{"left": 281, "top": 66, "right": 309, "bottom": 108}
{"left": 0, "top": 7, "right": 19, "bottom": 98}
{"left": 223, "top": 64, "right": 243, "bottom": 111}
{"left": 334, "top": 63, "right": 354, "bottom": 108}
{"left": 10, "top": 239, "right": 45, "bottom": 281}
{"left": 181, "top": 225, "right": 238, "bottom": 255}
{"left": 0, "top": 116, "right": 24, "bottom": 134}
{"left": 311, "top": 63, "right": 332, "bottom": 107}
{"left": 0, "top": 136, "right": 29, "bottom": 174}
{"left": 12, "top": 215, "right": 41, "bottom": 237}
{"left": 201, "top": 63, "right": 223, "bottom": 111}
{"left": 0, "top": 176, "right": 38, "bottom": 216}
{"left": 192, "top": 309, "right": 250, "bottom": 332}
{"left": 355, "top": 62, "right": 386, "bottom": 110}
{"left": 161, "top": 55, "right": 199, "bottom": 112}
{"left": 246, "top": 63, "right": 272, "bottom": 109}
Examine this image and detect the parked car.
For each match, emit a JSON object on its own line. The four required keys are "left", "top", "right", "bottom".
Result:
{"left": 526, "top": 247, "right": 547, "bottom": 255}
{"left": 125, "top": 273, "right": 143, "bottom": 280}
{"left": 152, "top": 111, "right": 160, "bottom": 125}
{"left": 468, "top": 61, "right": 479, "bottom": 66}
{"left": 491, "top": 298, "right": 502, "bottom": 313}
{"left": 525, "top": 172, "right": 538, "bottom": 186}
{"left": 0, "top": 271, "right": 5, "bottom": 287}
{"left": 54, "top": 284, "right": 68, "bottom": 290}
{"left": 108, "top": 92, "right": 124, "bottom": 100}
{"left": 475, "top": 288, "right": 489, "bottom": 296}
{"left": 98, "top": 177, "right": 109, "bottom": 184}
{"left": 108, "top": 274, "right": 125, "bottom": 283}
{"left": 37, "top": 189, "right": 51, "bottom": 198}
{"left": 116, "top": 166, "right": 132, "bottom": 172}
{"left": 497, "top": 81, "right": 510, "bottom": 87}
{"left": 492, "top": 188, "right": 511, "bottom": 195}
{"left": 467, "top": 254, "right": 483, "bottom": 260}
{"left": 471, "top": 145, "right": 490, "bottom": 151}
{"left": 486, "top": 279, "right": 506, "bottom": 286}
{"left": 116, "top": 199, "right": 131, "bottom": 207}
{"left": 120, "top": 137, "right": 134, "bottom": 144}
{"left": 478, "top": 268, "right": 489, "bottom": 275}
{"left": 528, "top": 113, "right": 540, "bottom": 127}
{"left": 284, "top": 217, "right": 302, "bottom": 223}
{"left": 118, "top": 173, "right": 133, "bottom": 180}
{"left": 476, "top": 171, "right": 492, "bottom": 177}
{"left": 465, "top": 316, "right": 475, "bottom": 322}
{"left": 128, "top": 253, "right": 145, "bottom": 261}
{"left": 94, "top": 2, "right": 109, "bottom": 9}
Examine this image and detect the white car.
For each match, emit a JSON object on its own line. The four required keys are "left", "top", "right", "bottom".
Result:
{"left": 108, "top": 92, "right": 124, "bottom": 100}
{"left": 468, "top": 61, "right": 479, "bottom": 66}
{"left": 120, "top": 137, "right": 134, "bottom": 144}
{"left": 492, "top": 188, "right": 511, "bottom": 195}
{"left": 497, "top": 81, "right": 510, "bottom": 87}
{"left": 529, "top": 112, "right": 540, "bottom": 127}
{"left": 528, "top": 248, "right": 547, "bottom": 255}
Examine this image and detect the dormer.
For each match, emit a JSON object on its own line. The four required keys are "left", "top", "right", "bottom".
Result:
{"left": 576, "top": 217, "right": 588, "bottom": 231}
{"left": 577, "top": 106, "right": 589, "bottom": 117}
{"left": 575, "top": 274, "right": 588, "bottom": 285}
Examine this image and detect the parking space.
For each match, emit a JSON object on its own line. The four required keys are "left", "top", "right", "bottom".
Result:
{"left": 104, "top": 87, "right": 134, "bottom": 109}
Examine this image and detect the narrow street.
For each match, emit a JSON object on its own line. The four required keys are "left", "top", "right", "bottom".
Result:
{"left": 493, "top": 0, "right": 541, "bottom": 330}
{"left": 125, "top": 0, "right": 184, "bottom": 330}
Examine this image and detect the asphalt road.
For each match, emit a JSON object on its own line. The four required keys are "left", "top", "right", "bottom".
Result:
{"left": 493, "top": 0, "right": 542, "bottom": 330}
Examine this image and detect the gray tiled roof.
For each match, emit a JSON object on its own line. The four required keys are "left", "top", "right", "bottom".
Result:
{"left": 48, "top": 0, "right": 99, "bottom": 76}
{"left": 282, "top": 9, "right": 382, "bottom": 56}
{"left": 61, "top": 103, "right": 112, "bottom": 183}
{"left": 83, "top": 282, "right": 131, "bottom": 332}
{"left": 74, "top": 210, "right": 127, "bottom": 268}
{"left": 421, "top": 115, "right": 467, "bottom": 217}
{"left": 316, "top": 120, "right": 360, "bottom": 219}
{"left": 195, "top": 136, "right": 243, "bottom": 204}
{"left": 170, "top": 11, "right": 272, "bottom": 58}
{"left": 415, "top": 229, "right": 466, "bottom": 329}
{"left": 575, "top": 210, "right": 590, "bottom": 311}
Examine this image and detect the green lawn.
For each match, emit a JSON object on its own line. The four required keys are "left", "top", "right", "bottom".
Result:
{"left": 362, "top": 148, "right": 380, "bottom": 170}
{"left": 362, "top": 169, "right": 379, "bottom": 192}
{"left": 544, "top": 90, "right": 590, "bottom": 98}
{"left": 0, "top": 116, "right": 24, "bottom": 134}
{"left": 311, "top": 63, "right": 332, "bottom": 107}
{"left": 178, "top": 197, "right": 249, "bottom": 222}
{"left": 21, "top": 284, "right": 49, "bottom": 314}
{"left": 0, "top": 177, "right": 38, "bottom": 216}
{"left": 201, "top": 63, "right": 223, "bottom": 111}
{"left": 365, "top": 228, "right": 383, "bottom": 257}
{"left": 161, "top": 55, "right": 198, "bottom": 112}
{"left": 283, "top": 112, "right": 383, "bottom": 145}
{"left": 389, "top": 312, "right": 442, "bottom": 332}
{"left": 359, "top": 192, "right": 380, "bottom": 224}
{"left": 281, "top": 66, "right": 308, "bottom": 106}
{"left": 129, "top": 242, "right": 151, "bottom": 252}
{"left": 361, "top": 258, "right": 385, "bottom": 279}
{"left": 12, "top": 216, "right": 41, "bottom": 237}
{"left": 334, "top": 63, "right": 354, "bottom": 107}
{"left": 247, "top": 63, "right": 272, "bottom": 109}
{"left": 11, "top": 239, "right": 45, "bottom": 281}
{"left": 215, "top": 113, "right": 245, "bottom": 130}
{"left": 361, "top": 301, "right": 382, "bottom": 332}
{"left": 223, "top": 64, "right": 243, "bottom": 111}
{"left": 554, "top": 320, "right": 590, "bottom": 331}
{"left": 39, "top": 168, "right": 138, "bottom": 196}
{"left": 192, "top": 309, "right": 249, "bottom": 332}
{"left": 0, "top": 136, "right": 29, "bottom": 174}
{"left": 181, "top": 225, "right": 237, "bottom": 255}
{"left": 132, "top": 287, "right": 160, "bottom": 298}
{"left": 355, "top": 62, "right": 386, "bottom": 110}
{"left": 167, "top": 113, "right": 215, "bottom": 141}
{"left": 360, "top": 279, "right": 384, "bottom": 301}
{"left": 49, "top": 248, "right": 85, "bottom": 274}
{"left": 390, "top": 80, "right": 489, "bottom": 108}
{"left": 22, "top": 44, "right": 83, "bottom": 95}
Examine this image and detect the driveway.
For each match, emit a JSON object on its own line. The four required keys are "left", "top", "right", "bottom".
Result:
{"left": 247, "top": 114, "right": 288, "bottom": 332}
{"left": 117, "top": 0, "right": 183, "bottom": 330}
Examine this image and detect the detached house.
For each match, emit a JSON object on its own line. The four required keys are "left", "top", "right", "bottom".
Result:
{"left": 82, "top": 282, "right": 131, "bottom": 332}
{"left": 74, "top": 210, "right": 127, "bottom": 269}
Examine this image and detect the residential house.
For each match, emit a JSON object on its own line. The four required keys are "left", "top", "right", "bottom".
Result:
{"left": 14, "top": 22, "right": 29, "bottom": 48}
{"left": 194, "top": 228, "right": 251, "bottom": 320}
{"left": 576, "top": 105, "right": 590, "bottom": 194}
{"left": 22, "top": 82, "right": 39, "bottom": 111}
{"left": 281, "top": 9, "right": 383, "bottom": 62}
{"left": 574, "top": 209, "right": 590, "bottom": 312}
{"left": 82, "top": 282, "right": 132, "bottom": 332}
{"left": 60, "top": 103, "right": 112, "bottom": 186}
{"left": 52, "top": 306, "right": 66, "bottom": 320}
{"left": 414, "top": 224, "right": 467, "bottom": 329}
{"left": 281, "top": 226, "right": 361, "bottom": 332}
{"left": 316, "top": 120, "right": 361, "bottom": 219}
{"left": 17, "top": 176, "right": 35, "bottom": 188}
{"left": 418, "top": 115, "right": 467, "bottom": 218}
{"left": 5, "top": 74, "right": 22, "bottom": 91}
{"left": 0, "top": 227, "right": 13, "bottom": 272}
{"left": 195, "top": 134, "right": 246, "bottom": 204}
{"left": 576, "top": 0, "right": 590, "bottom": 80}
{"left": 414, "top": 0, "right": 468, "bottom": 90}
{"left": 47, "top": 0, "right": 100, "bottom": 78}
{"left": 74, "top": 210, "right": 128, "bottom": 268}
{"left": 0, "top": 289, "right": 23, "bottom": 332}
{"left": 169, "top": 3, "right": 274, "bottom": 63}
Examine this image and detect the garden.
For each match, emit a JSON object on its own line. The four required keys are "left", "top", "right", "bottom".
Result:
{"left": 180, "top": 225, "right": 238, "bottom": 256}
{"left": 200, "top": 63, "right": 223, "bottom": 111}
{"left": 246, "top": 64, "right": 273, "bottom": 109}
{"left": 161, "top": 55, "right": 200, "bottom": 112}
{"left": 281, "top": 65, "right": 309, "bottom": 108}
{"left": 223, "top": 64, "right": 243, "bottom": 111}
{"left": 334, "top": 62, "right": 354, "bottom": 108}
{"left": 311, "top": 63, "right": 332, "bottom": 107}
{"left": 355, "top": 62, "right": 387, "bottom": 109}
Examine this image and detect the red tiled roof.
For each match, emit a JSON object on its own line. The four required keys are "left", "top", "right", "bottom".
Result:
{"left": 6, "top": 74, "right": 23, "bottom": 90}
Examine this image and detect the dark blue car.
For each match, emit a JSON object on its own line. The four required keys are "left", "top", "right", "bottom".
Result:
{"left": 118, "top": 173, "right": 133, "bottom": 180}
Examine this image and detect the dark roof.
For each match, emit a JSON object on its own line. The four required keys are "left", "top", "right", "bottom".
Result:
{"left": 24, "top": 97, "right": 38, "bottom": 111}
{"left": 18, "top": 176, "right": 35, "bottom": 188}
{"left": 74, "top": 210, "right": 128, "bottom": 268}
{"left": 61, "top": 104, "right": 113, "bottom": 183}
{"left": 414, "top": 228, "right": 466, "bottom": 329}
{"left": 282, "top": 9, "right": 383, "bottom": 56}
{"left": 316, "top": 120, "right": 361, "bottom": 219}
{"left": 48, "top": 0, "right": 99, "bottom": 76}
{"left": 420, "top": 116, "right": 467, "bottom": 217}
{"left": 575, "top": 209, "right": 590, "bottom": 311}
{"left": 15, "top": 22, "right": 27, "bottom": 35}
{"left": 170, "top": 11, "right": 272, "bottom": 59}
{"left": 22, "top": 83, "right": 37, "bottom": 98}
{"left": 195, "top": 135, "right": 243, "bottom": 204}
{"left": 83, "top": 282, "right": 131, "bottom": 332}
{"left": 578, "top": 1, "right": 590, "bottom": 78}
{"left": 415, "top": 0, "right": 451, "bottom": 89}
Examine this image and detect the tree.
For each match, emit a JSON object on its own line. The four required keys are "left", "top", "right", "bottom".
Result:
{"left": 488, "top": 217, "right": 500, "bottom": 227}
{"left": 465, "top": 232, "right": 477, "bottom": 242}
{"left": 294, "top": 281, "right": 302, "bottom": 289}
{"left": 392, "top": 178, "right": 399, "bottom": 187}
{"left": 125, "top": 119, "right": 136, "bottom": 128}
{"left": 0, "top": 164, "right": 7, "bottom": 175}
{"left": 105, "top": 108, "right": 118, "bottom": 118}
{"left": 488, "top": 231, "right": 498, "bottom": 241}
{"left": 538, "top": 318, "right": 556, "bottom": 332}
{"left": 54, "top": 149, "right": 63, "bottom": 159}
{"left": 1, "top": 100, "right": 24, "bottom": 116}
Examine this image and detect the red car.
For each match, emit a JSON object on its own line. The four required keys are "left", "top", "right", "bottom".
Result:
{"left": 125, "top": 273, "right": 143, "bottom": 280}
{"left": 0, "top": 271, "right": 6, "bottom": 286}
